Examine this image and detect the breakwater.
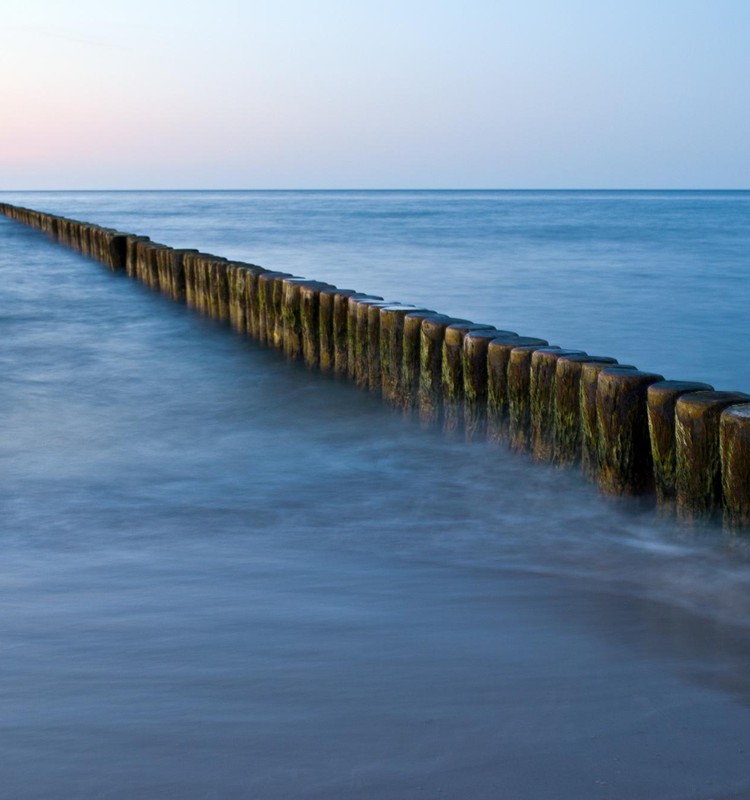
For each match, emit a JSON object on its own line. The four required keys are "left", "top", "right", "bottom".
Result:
{"left": 2, "top": 201, "right": 749, "bottom": 529}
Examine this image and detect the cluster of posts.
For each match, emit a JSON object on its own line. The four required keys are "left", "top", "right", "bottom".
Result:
{"left": 2, "top": 201, "right": 749, "bottom": 529}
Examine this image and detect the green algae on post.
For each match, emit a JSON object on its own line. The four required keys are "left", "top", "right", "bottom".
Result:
{"left": 401, "top": 312, "right": 449, "bottom": 413}
{"left": 508, "top": 345, "right": 559, "bottom": 453}
{"left": 554, "top": 355, "right": 618, "bottom": 467}
{"left": 345, "top": 295, "right": 382, "bottom": 383}
{"left": 463, "top": 329, "right": 518, "bottom": 441}
{"left": 675, "top": 391, "right": 750, "bottom": 520}
{"left": 419, "top": 316, "right": 459, "bottom": 426}
{"left": 529, "top": 348, "right": 587, "bottom": 462}
{"left": 299, "top": 281, "right": 335, "bottom": 369}
{"left": 580, "top": 362, "right": 637, "bottom": 481}
{"left": 596, "top": 368, "right": 664, "bottom": 496}
{"left": 318, "top": 288, "right": 356, "bottom": 374}
{"left": 647, "top": 380, "right": 714, "bottom": 507}
{"left": 720, "top": 403, "right": 750, "bottom": 530}
{"left": 379, "top": 305, "right": 430, "bottom": 405}
{"left": 487, "top": 336, "right": 548, "bottom": 444}
{"left": 442, "top": 323, "right": 496, "bottom": 435}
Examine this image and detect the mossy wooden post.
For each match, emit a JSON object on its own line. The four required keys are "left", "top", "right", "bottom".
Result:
{"left": 508, "top": 345, "right": 559, "bottom": 453}
{"left": 240, "top": 264, "right": 266, "bottom": 339}
{"left": 333, "top": 291, "right": 370, "bottom": 379}
{"left": 347, "top": 297, "right": 362, "bottom": 380}
{"left": 530, "top": 348, "right": 587, "bottom": 462}
{"left": 192, "top": 255, "right": 206, "bottom": 311}
{"left": 226, "top": 264, "right": 247, "bottom": 332}
{"left": 104, "top": 229, "right": 121, "bottom": 267}
{"left": 125, "top": 235, "right": 150, "bottom": 280}
{"left": 182, "top": 252, "right": 197, "bottom": 308}
{"left": 299, "top": 281, "right": 323, "bottom": 368}
{"left": 162, "top": 247, "right": 178, "bottom": 296}
{"left": 647, "top": 380, "right": 714, "bottom": 507}
{"left": 351, "top": 298, "right": 388, "bottom": 389}
{"left": 151, "top": 246, "right": 171, "bottom": 293}
{"left": 401, "top": 312, "right": 449, "bottom": 413}
{"left": 721, "top": 404, "right": 750, "bottom": 530}
{"left": 463, "top": 330, "right": 518, "bottom": 440}
{"left": 73, "top": 221, "right": 84, "bottom": 252}
{"left": 596, "top": 368, "right": 664, "bottom": 496}
{"left": 344, "top": 295, "right": 381, "bottom": 382}
{"left": 90, "top": 226, "right": 104, "bottom": 264}
{"left": 419, "top": 316, "right": 459, "bottom": 426}
{"left": 299, "top": 281, "right": 334, "bottom": 369}
{"left": 103, "top": 229, "right": 120, "bottom": 266}
{"left": 487, "top": 336, "right": 548, "bottom": 444}
{"left": 197, "top": 256, "right": 213, "bottom": 315}
{"left": 675, "top": 391, "right": 750, "bottom": 520}
{"left": 256, "top": 271, "right": 290, "bottom": 347}
{"left": 64, "top": 219, "right": 76, "bottom": 249}
{"left": 210, "top": 260, "right": 230, "bottom": 322}
{"left": 79, "top": 224, "right": 91, "bottom": 257}
{"left": 155, "top": 247, "right": 173, "bottom": 295}
{"left": 367, "top": 303, "right": 387, "bottom": 394}
{"left": 442, "top": 323, "right": 496, "bottom": 434}
{"left": 136, "top": 242, "right": 157, "bottom": 289}
{"left": 132, "top": 239, "right": 146, "bottom": 283}
{"left": 318, "top": 288, "right": 356, "bottom": 374}
{"left": 281, "top": 277, "right": 310, "bottom": 360}
{"left": 554, "top": 355, "right": 618, "bottom": 467}
{"left": 580, "top": 362, "right": 636, "bottom": 481}
{"left": 271, "top": 273, "right": 297, "bottom": 349}
{"left": 204, "top": 258, "right": 217, "bottom": 315}
{"left": 379, "top": 305, "right": 428, "bottom": 405}
{"left": 108, "top": 233, "right": 128, "bottom": 272}
{"left": 204, "top": 257, "right": 220, "bottom": 315}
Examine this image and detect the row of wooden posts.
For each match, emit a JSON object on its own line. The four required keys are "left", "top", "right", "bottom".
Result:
{"left": 2, "top": 202, "right": 749, "bottom": 529}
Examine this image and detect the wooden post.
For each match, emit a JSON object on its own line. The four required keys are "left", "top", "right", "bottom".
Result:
{"left": 487, "top": 336, "right": 548, "bottom": 444}
{"left": 508, "top": 345, "right": 559, "bottom": 453}
{"left": 530, "top": 348, "right": 587, "bottom": 462}
{"left": 257, "top": 271, "right": 292, "bottom": 347}
{"left": 675, "top": 391, "right": 750, "bottom": 519}
{"left": 299, "top": 281, "right": 334, "bottom": 368}
{"left": 241, "top": 264, "right": 267, "bottom": 339}
{"left": 343, "top": 295, "right": 381, "bottom": 382}
{"left": 318, "top": 288, "right": 357, "bottom": 374}
{"left": 721, "top": 403, "right": 750, "bottom": 530}
{"left": 580, "top": 362, "right": 637, "bottom": 481}
{"left": 281, "top": 277, "right": 306, "bottom": 359}
{"left": 442, "top": 323, "right": 496, "bottom": 434}
{"left": 646, "top": 380, "right": 713, "bottom": 507}
{"left": 596, "top": 368, "right": 664, "bottom": 496}
{"left": 401, "top": 312, "right": 450, "bottom": 413}
{"left": 351, "top": 297, "right": 390, "bottom": 389}
{"left": 463, "top": 329, "right": 518, "bottom": 440}
{"left": 379, "top": 305, "right": 430, "bottom": 405}
{"left": 418, "top": 316, "right": 463, "bottom": 426}
{"left": 554, "top": 355, "right": 618, "bottom": 467}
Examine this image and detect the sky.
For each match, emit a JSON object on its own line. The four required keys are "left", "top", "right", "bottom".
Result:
{"left": 1, "top": 0, "right": 748, "bottom": 189}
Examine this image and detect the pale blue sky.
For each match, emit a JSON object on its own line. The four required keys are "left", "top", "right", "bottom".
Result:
{"left": 1, "top": 0, "right": 748, "bottom": 188}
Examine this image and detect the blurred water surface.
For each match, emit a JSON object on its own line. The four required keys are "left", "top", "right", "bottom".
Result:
{"left": 2, "top": 191, "right": 750, "bottom": 799}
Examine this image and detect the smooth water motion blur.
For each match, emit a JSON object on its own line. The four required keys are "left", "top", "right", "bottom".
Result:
{"left": 2, "top": 191, "right": 750, "bottom": 799}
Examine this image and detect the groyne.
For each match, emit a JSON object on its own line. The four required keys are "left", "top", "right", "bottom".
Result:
{"left": 2, "top": 201, "right": 749, "bottom": 529}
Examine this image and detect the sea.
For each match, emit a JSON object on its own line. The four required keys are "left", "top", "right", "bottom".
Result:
{"left": 1, "top": 190, "right": 750, "bottom": 799}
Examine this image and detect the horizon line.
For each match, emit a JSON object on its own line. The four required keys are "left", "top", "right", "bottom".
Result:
{"left": 1, "top": 187, "right": 749, "bottom": 193}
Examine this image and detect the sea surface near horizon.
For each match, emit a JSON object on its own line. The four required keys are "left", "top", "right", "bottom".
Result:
{"left": 2, "top": 190, "right": 750, "bottom": 799}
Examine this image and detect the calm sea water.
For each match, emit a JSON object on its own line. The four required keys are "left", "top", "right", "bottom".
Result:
{"left": 2, "top": 191, "right": 750, "bottom": 799}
